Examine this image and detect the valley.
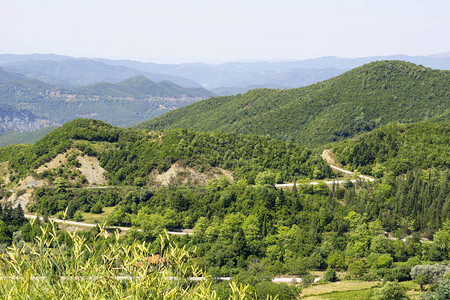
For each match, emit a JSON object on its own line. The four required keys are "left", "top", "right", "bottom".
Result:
{"left": 0, "top": 59, "right": 448, "bottom": 300}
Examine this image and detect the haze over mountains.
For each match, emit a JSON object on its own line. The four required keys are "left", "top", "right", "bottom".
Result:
{"left": 0, "top": 66, "right": 213, "bottom": 135}
{"left": 1, "top": 53, "right": 450, "bottom": 95}
{"left": 0, "top": 54, "right": 202, "bottom": 88}
{"left": 0, "top": 53, "right": 449, "bottom": 146}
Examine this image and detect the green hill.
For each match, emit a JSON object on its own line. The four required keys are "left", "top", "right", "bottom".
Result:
{"left": 137, "top": 61, "right": 450, "bottom": 147}
{"left": 75, "top": 76, "right": 214, "bottom": 98}
{"left": 2, "top": 119, "right": 331, "bottom": 186}
{"left": 332, "top": 121, "right": 450, "bottom": 176}
{"left": 1, "top": 120, "right": 449, "bottom": 290}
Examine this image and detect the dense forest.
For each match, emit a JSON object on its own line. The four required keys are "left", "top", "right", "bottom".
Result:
{"left": 1, "top": 119, "right": 331, "bottom": 186}
{"left": 137, "top": 61, "right": 450, "bottom": 147}
{"left": 0, "top": 115, "right": 448, "bottom": 298}
{"left": 332, "top": 122, "right": 450, "bottom": 176}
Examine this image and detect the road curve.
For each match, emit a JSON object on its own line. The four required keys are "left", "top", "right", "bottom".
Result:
{"left": 24, "top": 150, "right": 370, "bottom": 233}
{"left": 275, "top": 150, "right": 374, "bottom": 188}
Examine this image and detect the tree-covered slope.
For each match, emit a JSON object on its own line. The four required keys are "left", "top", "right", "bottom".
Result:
{"left": 1, "top": 119, "right": 332, "bottom": 186}
{"left": 137, "top": 61, "right": 450, "bottom": 147}
{"left": 332, "top": 121, "right": 450, "bottom": 177}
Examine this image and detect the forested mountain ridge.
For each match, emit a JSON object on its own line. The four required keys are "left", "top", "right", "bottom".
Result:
{"left": 0, "top": 119, "right": 449, "bottom": 300}
{"left": 75, "top": 76, "right": 213, "bottom": 98}
{"left": 137, "top": 61, "right": 450, "bottom": 147}
{"left": 332, "top": 121, "right": 450, "bottom": 176}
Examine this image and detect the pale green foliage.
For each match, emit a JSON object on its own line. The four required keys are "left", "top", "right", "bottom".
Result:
{"left": 344, "top": 212, "right": 384, "bottom": 258}
{"left": 411, "top": 264, "right": 450, "bottom": 288}
{"left": 0, "top": 221, "right": 257, "bottom": 300}
{"left": 432, "top": 220, "right": 450, "bottom": 260}
{"left": 255, "top": 171, "right": 276, "bottom": 186}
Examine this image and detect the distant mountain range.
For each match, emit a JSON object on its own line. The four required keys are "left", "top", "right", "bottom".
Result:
{"left": 137, "top": 61, "right": 450, "bottom": 147}
{"left": 0, "top": 67, "right": 214, "bottom": 136}
{"left": 0, "top": 55, "right": 202, "bottom": 88}
{"left": 0, "top": 53, "right": 449, "bottom": 146}
{"left": 97, "top": 53, "right": 450, "bottom": 94}
{"left": 2, "top": 53, "right": 449, "bottom": 96}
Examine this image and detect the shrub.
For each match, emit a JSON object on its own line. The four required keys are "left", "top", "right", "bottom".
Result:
{"left": 419, "top": 278, "right": 450, "bottom": 300}
{"left": 411, "top": 264, "right": 450, "bottom": 290}
{"left": 372, "top": 281, "right": 408, "bottom": 300}
{"left": 323, "top": 268, "right": 339, "bottom": 282}
{"left": 301, "top": 275, "right": 315, "bottom": 287}
{"left": 252, "top": 281, "right": 301, "bottom": 300}
{"left": 381, "top": 265, "right": 411, "bottom": 282}
{"left": 73, "top": 210, "right": 84, "bottom": 222}
{"left": 347, "top": 260, "right": 367, "bottom": 279}
{"left": 90, "top": 202, "right": 103, "bottom": 214}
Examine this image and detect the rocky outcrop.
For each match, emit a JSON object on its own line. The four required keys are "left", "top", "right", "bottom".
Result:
{"left": 0, "top": 106, "right": 57, "bottom": 133}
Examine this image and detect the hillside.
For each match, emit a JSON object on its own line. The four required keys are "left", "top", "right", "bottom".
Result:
{"left": 0, "top": 69, "right": 213, "bottom": 131}
{"left": 2, "top": 119, "right": 331, "bottom": 186}
{"left": 331, "top": 121, "right": 450, "bottom": 176}
{"left": 0, "top": 119, "right": 449, "bottom": 299}
{"left": 0, "top": 126, "right": 58, "bottom": 147}
{"left": 75, "top": 76, "right": 213, "bottom": 98}
{"left": 137, "top": 61, "right": 450, "bottom": 147}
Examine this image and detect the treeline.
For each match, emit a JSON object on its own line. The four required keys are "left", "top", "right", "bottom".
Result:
{"left": 332, "top": 122, "right": 450, "bottom": 176}
{"left": 345, "top": 168, "right": 450, "bottom": 235}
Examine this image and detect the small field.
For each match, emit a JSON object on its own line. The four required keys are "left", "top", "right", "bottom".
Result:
{"left": 81, "top": 206, "right": 116, "bottom": 223}
{"left": 298, "top": 280, "right": 421, "bottom": 299}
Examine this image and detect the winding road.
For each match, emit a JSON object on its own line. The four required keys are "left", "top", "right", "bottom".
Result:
{"left": 275, "top": 150, "right": 374, "bottom": 188}
{"left": 24, "top": 150, "right": 372, "bottom": 234}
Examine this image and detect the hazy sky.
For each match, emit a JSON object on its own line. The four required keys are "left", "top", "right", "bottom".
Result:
{"left": 1, "top": 0, "right": 449, "bottom": 63}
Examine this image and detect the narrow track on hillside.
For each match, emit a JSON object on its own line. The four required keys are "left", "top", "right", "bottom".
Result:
{"left": 275, "top": 149, "right": 374, "bottom": 188}
{"left": 24, "top": 149, "right": 372, "bottom": 233}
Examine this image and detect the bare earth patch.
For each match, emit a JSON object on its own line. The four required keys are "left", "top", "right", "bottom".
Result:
{"left": 35, "top": 149, "right": 106, "bottom": 185}
{"left": 321, "top": 149, "right": 342, "bottom": 168}
{"left": 77, "top": 154, "right": 106, "bottom": 185}
{"left": 36, "top": 152, "right": 68, "bottom": 174}
{"left": 154, "top": 163, "right": 233, "bottom": 186}
{"left": 0, "top": 161, "right": 11, "bottom": 184}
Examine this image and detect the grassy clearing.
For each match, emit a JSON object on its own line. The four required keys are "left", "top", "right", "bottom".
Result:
{"left": 299, "top": 281, "right": 380, "bottom": 298}
{"left": 298, "top": 280, "right": 421, "bottom": 300}
{"left": 80, "top": 206, "right": 116, "bottom": 223}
